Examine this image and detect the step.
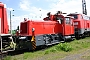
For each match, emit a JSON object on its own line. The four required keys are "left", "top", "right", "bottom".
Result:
{"left": 60, "top": 41, "right": 65, "bottom": 43}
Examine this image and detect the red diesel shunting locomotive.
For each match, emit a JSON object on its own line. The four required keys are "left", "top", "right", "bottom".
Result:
{"left": 18, "top": 11, "right": 75, "bottom": 50}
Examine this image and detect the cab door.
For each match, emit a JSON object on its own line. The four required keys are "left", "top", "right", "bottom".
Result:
{"left": 64, "top": 17, "right": 74, "bottom": 35}
{"left": 70, "top": 18, "right": 74, "bottom": 34}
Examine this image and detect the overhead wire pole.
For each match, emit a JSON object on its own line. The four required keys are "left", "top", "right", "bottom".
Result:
{"left": 10, "top": 11, "right": 12, "bottom": 34}
{"left": 10, "top": 10, "right": 14, "bottom": 34}
{"left": 9, "top": 10, "right": 16, "bottom": 51}
{"left": 82, "top": 0, "right": 87, "bottom": 15}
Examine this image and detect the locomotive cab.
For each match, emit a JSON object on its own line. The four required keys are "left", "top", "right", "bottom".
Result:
{"left": 61, "top": 16, "right": 74, "bottom": 41}
{"left": 64, "top": 16, "right": 74, "bottom": 35}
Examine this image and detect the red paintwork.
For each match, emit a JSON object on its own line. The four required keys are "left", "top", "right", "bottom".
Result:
{"left": 64, "top": 25, "right": 74, "bottom": 35}
{"left": 0, "top": 2, "right": 9, "bottom": 34}
{"left": 20, "top": 21, "right": 58, "bottom": 36}
{"left": 20, "top": 14, "right": 74, "bottom": 36}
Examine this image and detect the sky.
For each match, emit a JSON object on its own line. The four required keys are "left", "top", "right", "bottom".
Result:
{"left": 0, "top": 0, "right": 90, "bottom": 29}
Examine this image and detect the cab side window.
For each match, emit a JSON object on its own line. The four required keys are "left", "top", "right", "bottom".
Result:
{"left": 65, "top": 18, "right": 70, "bottom": 24}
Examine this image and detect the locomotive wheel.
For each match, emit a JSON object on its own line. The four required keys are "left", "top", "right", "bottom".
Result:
{"left": 71, "top": 38, "right": 75, "bottom": 41}
{"left": 82, "top": 34, "right": 85, "bottom": 39}
{"left": 75, "top": 34, "right": 80, "bottom": 40}
{"left": 60, "top": 37, "right": 65, "bottom": 43}
{"left": 89, "top": 33, "right": 90, "bottom": 36}
{"left": 88, "top": 32, "right": 90, "bottom": 36}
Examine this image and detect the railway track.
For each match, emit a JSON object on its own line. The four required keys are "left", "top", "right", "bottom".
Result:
{"left": 0, "top": 45, "right": 54, "bottom": 60}
{"left": 0, "top": 52, "right": 8, "bottom": 60}
{"left": 0, "top": 41, "right": 69, "bottom": 60}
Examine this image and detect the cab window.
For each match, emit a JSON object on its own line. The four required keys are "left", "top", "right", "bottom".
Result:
{"left": 65, "top": 17, "right": 70, "bottom": 24}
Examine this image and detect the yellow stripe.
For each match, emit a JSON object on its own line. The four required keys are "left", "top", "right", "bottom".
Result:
{"left": 32, "top": 44, "right": 35, "bottom": 46}
{"left": 31, "top": 36, "right": 35, "bottom": 42}
{"left": 32, "top": 46, "right": 36, "bottom": 50}
{"left": 32, "top": 42, "right": 35, "bottom": 45}
{"left": 32, "top": 45, "right": 36, "bottom": 49}
{"left": 33, "top": 46, "right": 36, "bottom": 48}
{"left": 32, "top": 44, "right": 36, "bottom": 48}
{"left": 31, "top": 36, "right": 36, "bottom": 50}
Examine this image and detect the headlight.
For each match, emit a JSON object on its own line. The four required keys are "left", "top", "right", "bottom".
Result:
{"left": 32, "top": 28, "right": 35, "bottom": 32}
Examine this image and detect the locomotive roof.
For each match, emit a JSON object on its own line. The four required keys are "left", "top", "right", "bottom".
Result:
{"left": 68, "top": 13, "right": 90, "bottom": 17}
{"left": 68, "top": 13, "right": 80, "bottom": 15}
{"left": 65, "top": 16, "right": 71, "bottom": 17}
